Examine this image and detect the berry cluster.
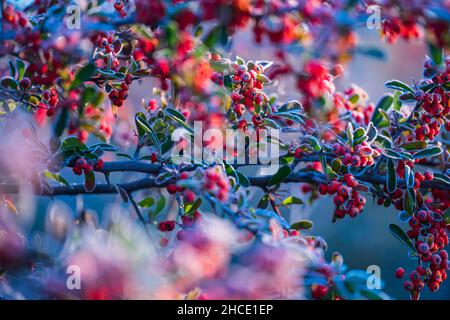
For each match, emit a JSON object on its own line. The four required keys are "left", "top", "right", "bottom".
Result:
{"left": 297, "top": 60, "right": 336, "bottom": 111}
{"left": 382, "top": 17, "right": 421, "bottom": 43}
{"left": 413, "top": 58, "right": 449, "bottom": 141}
{"left": 212, "top": 59, "right": 269, "bottom": 127}
{"left": 333, "top": 86, "right": 375, "bottom": 127}
{"left": 319, "top": 174, "right": 366, "bottom": 219}
{"left": 91, "top": 32, "right": 134, "bottom": 108}
{"left": 331, "top": 141, "right": 381, "bottom": 168}
{"left": 396, "top": 208, "right": 449, "bottom": 299}
{"left": 2, "top": 4, "right": 29, "bottom": 29}
{"left": 72, "top": 158, "right": 104, "bottom": 176}
{"left": 203, "top": 167, "right": 230, "bottom": 202}
{"left": 42, "top": 87, "right": 59, "bottom": 117}
{"left": 113, "top": 0, "right": 129, "bottom": 18}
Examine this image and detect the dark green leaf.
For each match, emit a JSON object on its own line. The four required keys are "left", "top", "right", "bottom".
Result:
{"left": 389, "top": 224, "right": 416, "bottom": 252}
{"left": 386, "top": 158, "right": 396, "bottom": 193}
{"left": 291, "top": 220, "right": 313, "bottom": 230}
{"left": 413, "top": 147, "right": 442, "bottom": 159}
{"left": 268, "top": 166, "right": 291, "bottom": 186}
{"left": 385, "top": 80, "right": 414, "bottom": 93}
{"left": 371, "top": 94, "right": 393, "bottom": 127}
{"left": 70, "top": 63, "right": 96, "bottom": 90}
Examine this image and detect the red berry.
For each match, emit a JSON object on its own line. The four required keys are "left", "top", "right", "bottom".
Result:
{"left": 403, "top": 280, "right": 413, "bottom": 291}
{"left": 183, "top": 190, "right": 195, "bottom": 203}
{"left": 76, "top": 158, "right": 87, "bottom": 168}
{"left": 94, "top": 159, "right": 104, "bottom": 170}
{"left": 294, "top": 148, "right": 303, "bottom": 159}
{"left": 233, "top": 103, "right": 245, "bottom": 117}
{"left": 20, "top": 77, "right": 31, "bottom": 90}
{"left": 166, "top": 184, "right": 178, "bottom": 194}
{"left": 158, "top": 220, "right": 175, "bottom": 232}
{"left": 395, "top": 267, "right": 405, "bottom": 279}
{"left": 252, "top": 114, "right": 263, "bottom": 126}
{"left": 311, "top": 284, "right": 328, "bottom": 300}
{"left": 424, "top": 171, "right": 434, "bottom": 181}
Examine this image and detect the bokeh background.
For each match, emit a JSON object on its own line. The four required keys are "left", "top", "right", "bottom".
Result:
{"left": 2, "top": 1, "right": 449, "bottom": 300}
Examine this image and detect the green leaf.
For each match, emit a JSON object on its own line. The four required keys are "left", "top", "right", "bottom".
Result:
{"left": 0, "top": 77, "right": 19, "bottom": 90}
{"left": 268, "top": 166, "right": 291, "bottom": 186}
{"left": 384, "top": 80, "right": 414, "bottom": 93}
{"left": 154, "top": 196, "right": 166, "bottom": 215}
{"left": 290, "top": 220, "right": 313, "bottom": 230}
{"left": 281, "top": 196, "right": 303, "bottom": 206}
{"left": 433, "top": 173, "right": 450, "bottom": 185}
{"left": 257, "top": 194, "right": 269, "bottom": 209}
{"left": 236, "top": 170, "right": 250, "bottom": 188}
{"left": 382, "top": 148, "right": 403, "bottom": 160}
{"left": 44, "top": 170, "right": 70, "bottom": 187}
{"left": 428, "top": 42, "right": 444, "bottom": 66}
{"left": 306, "top": 136, "right": 321, "bottom": 152}
{"left": 8, "top": 61, "right": 16, "bottom": 78}
{"left": 135, "top": 113, "right": 162, "bottom": 154}
{"left": 349, "top": 94, "right": 359, "bottom": 104}
{"left": 54, "top": 108, "right": 69, "bottom": 137}
{"left": 27, "top": 95, "right": 40, "bottom": 106}
{"left": 413, "top": 147, "right": 442, "bottom": 159}
{"left": 16, "top": 59, "right": 26, "bottom": 81}
{"left": 185, "top": 198, "right": 202, "bottom": 215}
{"left": 403, "top": 188, "right": 415, "bottom": 215}
{"left": 60, "top": 137, "right": 88, "bottom": 151}
{"left": 165, "top": 107, "right": 194, "bottom": 135}
{"left": 116, "top": 153, "right": 133, "bottom": 160}
{"left": 278, "top": 100, "right": 302, "bottom": 112}
{"left": 84, "top": 171, "right": 95, "bottom": 192}
{"left": 399, "top": 141, "right": 426, "bottom": 151}
{"left": 89, "top": 143, "right": 118, "bottom": 152}
{"left": 371, "top": 94, "right": 393, "bottom": 127}
{"left": 138, "top": 197, "right": 155, "bottom": 208}
{"left": 223, "top": 75, "right": 232, "bottom": 89}
{"left": 70, "top": 63, "right": 96, "bottom": 90}
{"left": 386, "top": 158, "right": 396, "bottom": 193}
{"left": 389, "top": 224, "right": 416, "bottom": 252}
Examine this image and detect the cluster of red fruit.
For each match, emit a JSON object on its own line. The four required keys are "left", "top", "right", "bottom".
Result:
{"left": 395, "top": 208, "right": 449, "bottom": 299}
{"left": 381, "top": 17, "right": 421, "bottom": 44}
{"left": 398, "top": 162, "right": 434, "bottom": 189}
{"left": 167, "top": 167, "right": 230, "bottom": 202}
{"left": 41, "top": 87, "right": 59, "bottom": 117}
{"left": 113, "top": 0, "right": 129, "bottom": 18}
{"left": 203, "top": 167, "right": 230, "bottom": 202}
{"left": 308, "top": 261, "right": 341, "bottom": 300}
{"left": 91, "top": 32, "right": 134, "bottom": 108}
{"left": 331, "top": 141, "right": 381, "bottom": 168}
{"left": 297, "top": 60, "right": 335, "bottom": 102}
{"left": 333, "top": 86, "right": 375, "bottom": 126}
{"left": 108, "top": 76, "right": 132, "bottom": 108}
{"left": 72, "top": 158, "right": 104, "bottom": 176}
{"left": 2, "top": 4, "right": 29, "bottom": 28}
{"left": 212, "top": 59, "right": 269, "bottom": 131}
{"left": 319, "top": 174, "right": 366, "bottom": 219}
{"left": 158, "top": 211, "right": 202, "bottom": 245}
{"left": 413, "top": 59, "right": 450, "bottom": 140}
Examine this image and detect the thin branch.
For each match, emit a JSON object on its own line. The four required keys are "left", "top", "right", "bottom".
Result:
{"left": 1, "top": 170, "right": 448, "bottom": 196}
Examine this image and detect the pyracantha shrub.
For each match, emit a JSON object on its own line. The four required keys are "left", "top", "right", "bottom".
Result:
{"left": 0, "top": 0, "right": 449, "bottom": 300}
